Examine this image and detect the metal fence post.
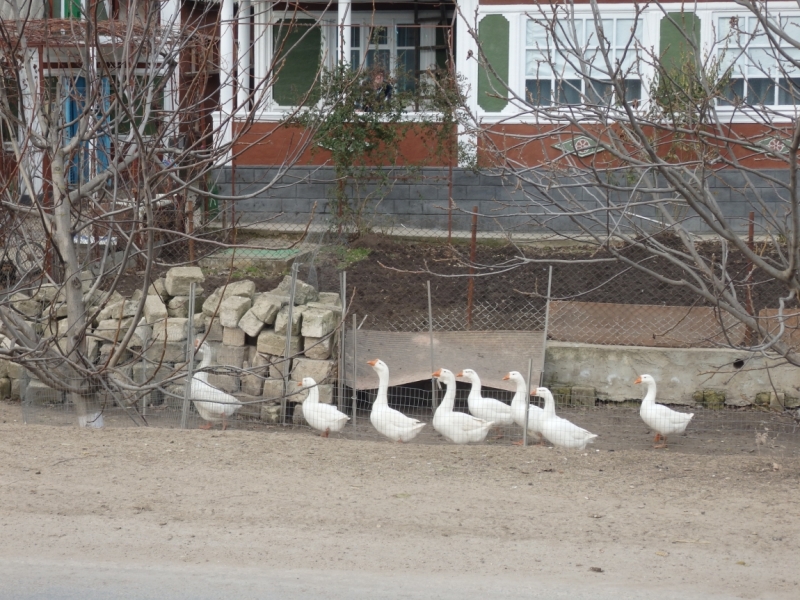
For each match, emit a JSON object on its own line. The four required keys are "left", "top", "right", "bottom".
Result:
{"left": 338, "top": 270, "right": 346, "bottom": 412}
{"left": 180, "top": 282, "right": 196, "bottom": 429}
{"left": 427, "top": 280, "right": 437, "bottom": 411}
{"left": 351, "top": 313, "right": 357, "bottom": 428}
{"left": 282, "top": 262, "right": 299, "bottom": 425}
{"left": 540, "top": 266, "right": 553, "bottom": 386}
{"left": 523, "top": 357, "right": 533, "bottom": 447}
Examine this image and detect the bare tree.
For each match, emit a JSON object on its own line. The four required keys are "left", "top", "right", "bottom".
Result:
{"left": 452, "top": 0, "right": 800, "bottom": 365}
{"left": 0, "top": 1, "right": 326, "bottom": 424}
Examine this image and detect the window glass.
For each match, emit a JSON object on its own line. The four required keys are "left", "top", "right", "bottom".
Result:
{"left": 525, "top": 15, "right": 642, "bottom": 107}
{"left": 717, "top": 14, "right": 800, "bottom": 105}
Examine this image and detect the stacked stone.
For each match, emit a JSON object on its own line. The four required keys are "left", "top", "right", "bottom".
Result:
{"left": 0, "top": 271, "right": 97, "bottom": 400}
{"left": 0, "top": 270, "right": 342, "bottom": 424}
{"left": 199, "top": 274, "right": 341, "bottom": 424}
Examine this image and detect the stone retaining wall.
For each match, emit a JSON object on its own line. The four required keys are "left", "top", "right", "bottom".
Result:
{"left": 218, "top": 166, "right": 788, "bottom": 234}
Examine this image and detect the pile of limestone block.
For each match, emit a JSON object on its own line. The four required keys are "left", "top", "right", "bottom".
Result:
{"left": 144, "top": 267, "right": 342, "bottom": 423}
{"left": 0, "top": 267, "right": 341, "bottom": 424}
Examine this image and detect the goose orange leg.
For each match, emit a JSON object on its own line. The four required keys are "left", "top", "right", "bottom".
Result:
{"left": 653, "top": 433, "right": 667, "bottom": 449}
{"left": 222, "top": 414, "right": 228, "bottom": 431}
{"left": 321, "top": 427, "right": 331, "bottom": 438}
{"left": 199, "top": 422, "right": 213, "bottom": 430}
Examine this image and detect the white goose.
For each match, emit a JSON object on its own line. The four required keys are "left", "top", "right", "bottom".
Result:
{"left": 191, "top": 340, "right": 243, "bottom": 430}
{"left": 368, "top": 359, "right": 426, "bottom": 442}
{"left": 536, "top": 387, "right": 598, "bottom": 450}
{"left": 504, "top": 371, "right": 546, "bottom": 445}
{"left": 457, "top": 368, "right": 514, "bottom": 428}
{"left": 636, "top": 374, "right": 694, "bottom": 448}
{"left": 432, "top": 368, "right": 494, "bottom": 444}
{"left": 300, "top": 376, "right": 350, "bottom": 437}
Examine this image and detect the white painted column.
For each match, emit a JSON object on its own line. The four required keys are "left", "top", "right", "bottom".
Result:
{"left": 160, "top": 0, "right": 180, "bottom": 149}
{"left": 455, "top": 0, "right": 479, "bottom": 166}
{"left": 253, "top": 2, "right": 271, "bottom": 109}
{"left": 218, "top": 0, "right": 236, "bottom": 156}
{"left": 337, "top": 0, "right": 351, "bottom": 66}
{"left": 20, "top": 48, "right": 43, "bottom": 197}
{"left": 237, "top": 0, "right": 252, "bottom": 112}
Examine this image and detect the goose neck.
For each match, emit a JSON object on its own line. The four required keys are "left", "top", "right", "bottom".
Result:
{"left": 641, "top": 381, "right": 657, "bottom": 405}
{"left": 511, "top": 379, "right": 528, "bottom": 408}
{"left": 373, "top": 370, "right": 390, "bottom": 406}
{"left": 439, "top": 377, "right": 456, "bottom": 411}
{"left": 305, "top": 386, "right": 319, "bottom": 404}
{"left": 467, "top": 376, "right": 482, "bottom": 401}
{"left": 542, "top": 391, "right": 556, "bottom": 418}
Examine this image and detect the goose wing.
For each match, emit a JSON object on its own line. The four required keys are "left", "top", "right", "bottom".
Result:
{"left": 377, "top": 405, "right": 423, "bottom": 430}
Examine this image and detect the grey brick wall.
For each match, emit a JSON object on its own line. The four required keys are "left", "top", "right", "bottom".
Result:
{"left": 216, "top": 166, "right": 790, "bottom": 235}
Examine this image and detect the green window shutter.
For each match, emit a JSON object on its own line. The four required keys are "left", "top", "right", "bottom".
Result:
{"left": 478, "top": 15, "right": 509, "bottom": 112}
{"left": 66, "top": 0, "right": 82, "bottom": 18}
{"left": 660, "top": 12, "right": 701, "bottom": 73}
{"left": 273, "top": 20, "right": 322, "bottom": 106}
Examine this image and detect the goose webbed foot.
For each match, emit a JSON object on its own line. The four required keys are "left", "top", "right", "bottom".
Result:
{"left": 321, "top": 428, "right": 331, "bottom": 438}
{"left": 199, "top": 423, "right": 213, "bottom": 430}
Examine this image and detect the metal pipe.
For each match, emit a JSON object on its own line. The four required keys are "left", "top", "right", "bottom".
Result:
{"left": 352, "top": 313, "right": 357, "bottom": 428}
{"left": 180, "top": 282, "right": 197, "bottom": 429}
{"left": 523, "top": 357, "right": 533, "bottom": 447}
{"left": 541, "top": 266, "right": 553, "bottom": 385}
{"left": 427, "top": 281, "right": 437, "bottom": 411}
{"left": 338, "top": 270, "right": 346, "bottom": 412}
{"left": 282, "top": 262, "right": 299, "bottom": 425}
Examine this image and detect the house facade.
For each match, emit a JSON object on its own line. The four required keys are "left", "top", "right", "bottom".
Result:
{"left": 217, "top": 1, "right": 799, "bottom": 232}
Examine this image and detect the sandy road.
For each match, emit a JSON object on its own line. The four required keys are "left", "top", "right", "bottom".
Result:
{"left": 0, "top": 403, "right": 798, "bottom": 599}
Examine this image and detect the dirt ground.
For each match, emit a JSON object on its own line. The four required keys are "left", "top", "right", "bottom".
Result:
{"left": 1, "top": 400, "right": 798, "bottom": 599}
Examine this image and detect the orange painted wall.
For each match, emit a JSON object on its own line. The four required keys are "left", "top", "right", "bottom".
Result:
{"left": 478, "top": 122, "right": 793, "bottom": 171}
{"left": 232, "top": 121, "right": 456, "bottom": 168}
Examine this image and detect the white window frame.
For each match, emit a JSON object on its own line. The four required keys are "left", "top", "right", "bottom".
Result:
{"left": 471, "top": 5, "right": 659, "bottom": 123}
{"left": 254, "top": 8, "right": 449, "bottom": 118}
{"left": 710, "top": 8, "right": 800, "bottom": 110}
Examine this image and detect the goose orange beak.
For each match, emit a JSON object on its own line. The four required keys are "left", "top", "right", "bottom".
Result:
{"left": 194, "top": 339, "right": 201, "bottom": 348}
{"left": 297, "top": 381, "right": 303, "bottom": 387}
{"left": 502, "top": 373, "right": 510, "bottom": 380}
{"left": 432, "top": 369, "right": 442, "bottom": 378}
{"left": 455, "top": 371, "right": 464, "bottom": 378}
{"left": 634, "top": 376, "right": 642, "bottom": 384}
{"left": 367, "top": 359, "right": 379, "bottom": 366}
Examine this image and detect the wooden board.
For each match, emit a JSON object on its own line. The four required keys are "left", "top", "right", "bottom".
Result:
{"left": 344, "top": 330, "right": 546, "bottom": 391}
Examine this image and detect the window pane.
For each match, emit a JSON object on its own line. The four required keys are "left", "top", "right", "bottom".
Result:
{"left": 351, "top": 26, "right": 360, "bottom": 48}
{"left": 783, "top": 17, "right": 800, "bottom": 43}
{"left": 556, "top": 79, "right": 582, "bottom": 105}
{"left": 366, "top": 49, "right": 391, "bottom": 71}
{"left": 615, "top": 18, "right": 638, "bottom": 46}
{"left": 719, "top": 78, "right": 744, "bottom": 105}
{"left": 525, "top": 79, "right": 551, "bottom": 106}
{"left": 396, "top": 26, "right": 419, "bottom": 48}
{"left": 369, "top": 27, "right": 388, "bottom": 46}
{"left": 778, "top": 77, "right": 800, "bottom": 104}
{"left": 586, "top": 80, "right": 613, "bottom": 105}
{"left": 746, "top": 78, "right": 775, "bottom": 104}
{"left": 526, "top": 20, "right": 548, "bottom": 47}
{"left": 748, "top": 47, "right": 776, "bottom": 77}
{"left": 350, "top": 49, "right": 360, "bottom": 69}
{"left": 396, "top": 48, "right": 417, "bottom": 92}
{"left": 526, "top": 49, "right": 552, "bottom": 77}
{"left": 623, "top": 79, "right": 642, "bottom": 102}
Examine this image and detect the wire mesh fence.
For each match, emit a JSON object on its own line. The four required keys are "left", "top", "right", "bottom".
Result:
{"left": 4, "top": 201, "right": 800, "bottom": 456}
